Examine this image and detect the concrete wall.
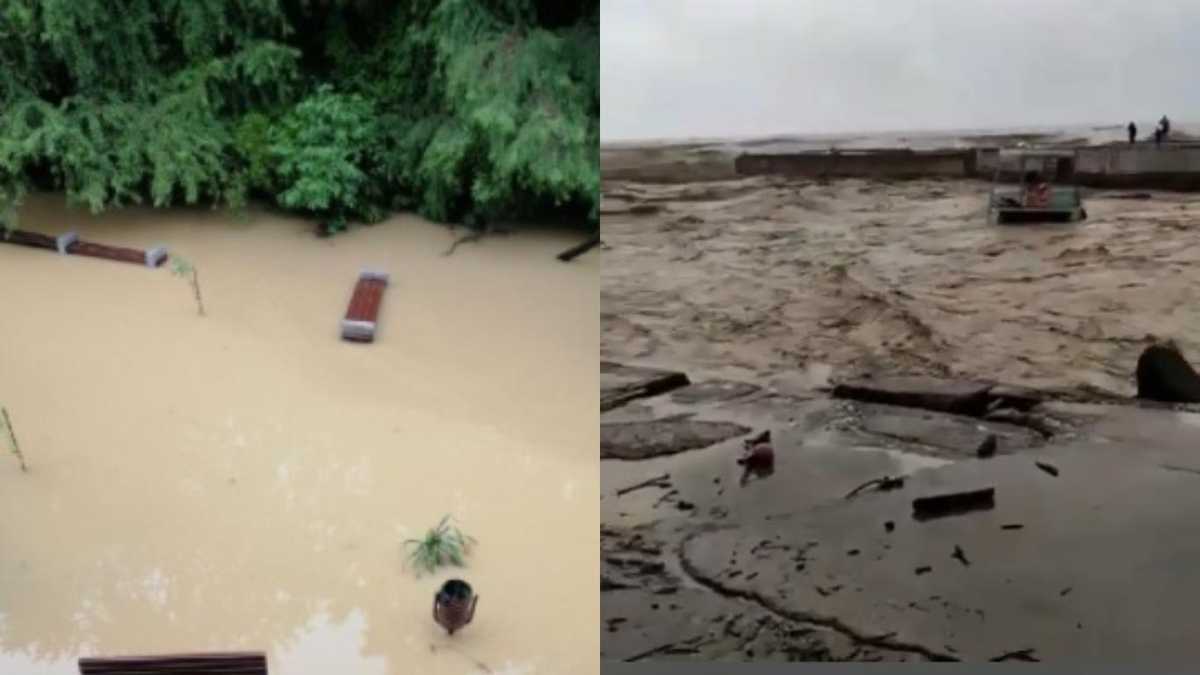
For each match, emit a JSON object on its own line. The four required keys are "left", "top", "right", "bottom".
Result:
{"left": 734, "top": 150, "right": 973, "bottom": 179}
{"left": 734, "top": 145, "right": 1200, "bottom": 190}
{"left": 1073, "top": 145, "right": 1200, "bottom": 189}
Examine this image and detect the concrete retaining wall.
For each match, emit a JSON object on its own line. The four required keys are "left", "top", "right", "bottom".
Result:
{"left": 1073, "top": 145, "right": 1200, "bottom": 189}
{"left": 735, "top": 144, "right": 1200, "bottom": 190}
{"left": 734, "top": 150, "right": 973, "bottom": 179}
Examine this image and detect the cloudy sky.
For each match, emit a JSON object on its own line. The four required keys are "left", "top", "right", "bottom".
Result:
{"left": 601, "top": 0, "right": 1199, "bottom": 140}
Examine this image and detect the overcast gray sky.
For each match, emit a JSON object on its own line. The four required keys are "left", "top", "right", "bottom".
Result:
{"left": 602, "top": 0, "right": 1199, "bottom": 141}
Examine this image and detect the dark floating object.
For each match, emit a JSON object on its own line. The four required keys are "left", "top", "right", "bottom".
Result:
{"left": 1060, "top": 586, "right": 1073, "bottom": 597}
{"left": 975, "top": 434, "right": 998, "bottom": 458}
{"left": 1001, "top": 523, "right": 1025, "bottom": 530}
{"left": 557, "top": 232, "right": 602, "bottom": 262}
{"left": 434, "top": 579, "right": 479, "bottom": 636}
{"left": 912, "top": 487, "right": 995, "bottom": 521}
{"left": 79, "top": 652, "right": 267, "bottom": 674}
{"left": 915, "top": 565, "right": 933, "bottom": 576}
{"left": 884, "top": 520, "right": 895, "bottom": 533}
{"left": 340, "top": 269, "right": 389, "bottom": 342}
{"left": 1034, "top": 461, "right": 1060, "bottom": 477}
{"left": 952, "top": 545, "right": 970, "bottom": 566}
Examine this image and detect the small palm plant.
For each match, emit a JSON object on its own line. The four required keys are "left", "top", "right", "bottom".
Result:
{"left": 170, "top": 256, "right": 206, "bottom": 316}
{"left": 404, "top": 515, "right": 476, "bottom": 576}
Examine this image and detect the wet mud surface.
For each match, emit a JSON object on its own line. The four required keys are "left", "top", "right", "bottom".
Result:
{"left": 600, "top": 360, "right": 1200, "bottom": 662}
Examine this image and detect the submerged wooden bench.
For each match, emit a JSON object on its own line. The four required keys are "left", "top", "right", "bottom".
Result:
{"left": 0, "top": 228, "right": 58, "bottom": 251}
{"left": 79, "top": 651, "right": 267, "bottom": 674}
{"left": 341, "top": 269, "right": 389, "bottom": 342}
{"left": 59, "top": 231, "right": 169, "bottom": 267}
{"left": 0, "top": 229, "right": 167, "bottom": 267}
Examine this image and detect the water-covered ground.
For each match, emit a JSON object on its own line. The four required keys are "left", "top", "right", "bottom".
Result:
{"left": 0, "top": 194, "right": 599, "bottom": 675}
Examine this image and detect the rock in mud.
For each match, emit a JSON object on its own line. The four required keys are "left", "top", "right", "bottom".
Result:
{"left": 670, "top": 380, "right": 762, "bottom": 405}
{"left": 602, "top": 362, "right": 692, "bottom": 412}
{"left": 602, "top": 419, "right": 753, "bottom": 460}
{"left": 1135, "top": 342, "right": 1200, "bottom": 404}
{"left": 832, "top": 377, "right": 994, "bottom": 417}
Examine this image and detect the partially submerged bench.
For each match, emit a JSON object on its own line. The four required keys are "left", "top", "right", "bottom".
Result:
{"left": 79, "top": 651, "right": 267, "bottom": 674}
{"left": 0, "top": 228, "right": 168, "bottom": 267}
{"left": 341, "top": 269, "right": 389, "bottom": 342}
{"left": 57, "top": 231, "right": 168, "bottom": 267}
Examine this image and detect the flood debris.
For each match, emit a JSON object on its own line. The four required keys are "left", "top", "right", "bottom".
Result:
{"left": 884, "top": 520, "right": 895, "bottom": 532}
{"left": 951, "top": 545, "right": 970, "bottom": 567}
{"left": 912, "top": 487, "right": 995, "bottom": 521}
{"left": 1034, "top": 461, "right": 1060, "bottom": 477}
{"left": 844, "top": 475, "right": 905, "bottom": 500}
{"left": 1001, "top": 523, "right": 1024, "bottom": 530}
{"left": 556, "top": 232, "right": 602, "bottom": 262}
{"left": 990, "top": 648, "right": 1039, "bottom": 662}
{"left": 616, "top": 473, "right": 671, "bottom": 497}
{"left": 975, "top": 434, "right": 997, "bottom": 458}
{"left": 915, "top": 566, "right": 933, "bottom": 576}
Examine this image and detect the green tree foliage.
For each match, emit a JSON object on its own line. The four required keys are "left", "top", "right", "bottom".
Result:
{"left": 0, "top": 0, "right": 598, "bottom": 230}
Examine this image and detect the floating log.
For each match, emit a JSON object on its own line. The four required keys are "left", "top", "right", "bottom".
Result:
{"left": 79, "top": 651, "right": 267, "bottom": 674}
{"left": 912, "top": 487, "right": 995, "bottom": 521}
{"left": 556, "top": 233, "right": 602, "bottom": 262}
{"left": 340, "top": 270, "right": 389, "bottom": 342}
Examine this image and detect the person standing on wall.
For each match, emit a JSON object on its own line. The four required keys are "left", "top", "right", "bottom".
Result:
{"left": 1155, "top": 126, "right": 1164, "bottom": 147}
{"left": 1160, "top": 115, "right": 1171, "bottom": 140}
{"left": 1128, "top": 121, "right": 1137, "bottom": 144}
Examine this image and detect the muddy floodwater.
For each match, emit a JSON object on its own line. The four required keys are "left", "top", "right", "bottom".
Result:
{"left": 0, "top": 194, "right": 598, "bottom": 675}
{"left": 603, "top": 173, "right": 1200, "bottom": 395}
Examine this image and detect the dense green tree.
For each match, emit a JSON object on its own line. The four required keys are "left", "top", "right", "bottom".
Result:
{"left": 0, "top": 0, "right": 598, "bottom": 230}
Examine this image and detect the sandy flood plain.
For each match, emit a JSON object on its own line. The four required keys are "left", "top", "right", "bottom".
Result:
{"left": 0, "top": 194, "right": 598, "bottom": 675}
{"left": 602, "top": 172, "right": 1200, "bottom": 397}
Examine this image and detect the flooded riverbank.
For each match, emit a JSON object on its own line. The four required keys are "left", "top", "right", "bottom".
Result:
{"left": 0, "top": 194, "right": 598, "bottom": 675}
{"left": 603, "top": 174, "right": 1200, "bottom": 396}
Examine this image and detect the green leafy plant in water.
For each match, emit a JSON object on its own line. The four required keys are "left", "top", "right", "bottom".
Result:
{"left": 404, "top": 515, "right": 476, "bottom": 576}
{"left": 170, "top": 255, "right": 207, "bottom": 316}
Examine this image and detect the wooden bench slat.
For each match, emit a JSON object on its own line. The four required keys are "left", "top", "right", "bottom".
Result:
{"left": 79, "top": 651, "right": 266, "bottom": 674}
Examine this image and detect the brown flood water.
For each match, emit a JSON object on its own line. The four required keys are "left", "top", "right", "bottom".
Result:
{"left": 0, "top": 194, "right": 598, "bottom": 675}
{"left": 603, "top": 174, "right": 1200, "bottom": 396}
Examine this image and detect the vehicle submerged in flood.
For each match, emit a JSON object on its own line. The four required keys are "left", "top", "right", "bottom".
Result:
{"left": 987, "top": 149, "right": 1087, "bottom": 224}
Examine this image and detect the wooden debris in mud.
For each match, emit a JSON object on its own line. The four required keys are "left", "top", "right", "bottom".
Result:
{"left": 616, "top": 473, "right": 671, "bottom": 497}
{"left": 1034, "top": 461, "right": 1060, "bottom": 477}
{"left": 912, "top": 487, "right": 995, "bottom": 521}
{"left": 79, "top": 652, "right": 267, "bottom": 674}
{"left": 844, "top": 475, "right": 905, "bottom": 500}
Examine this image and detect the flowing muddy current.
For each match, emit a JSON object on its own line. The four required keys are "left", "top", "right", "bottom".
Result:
{"left": 602, "top": 174, "right": 1200, "bottom": 396}
{"left": 0, "top": 194, "right": 598, "bottom": 675}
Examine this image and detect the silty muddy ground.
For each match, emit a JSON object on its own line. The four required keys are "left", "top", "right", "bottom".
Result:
{"left": 600, "top": 142, "right": 1200, "bottom": 662}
